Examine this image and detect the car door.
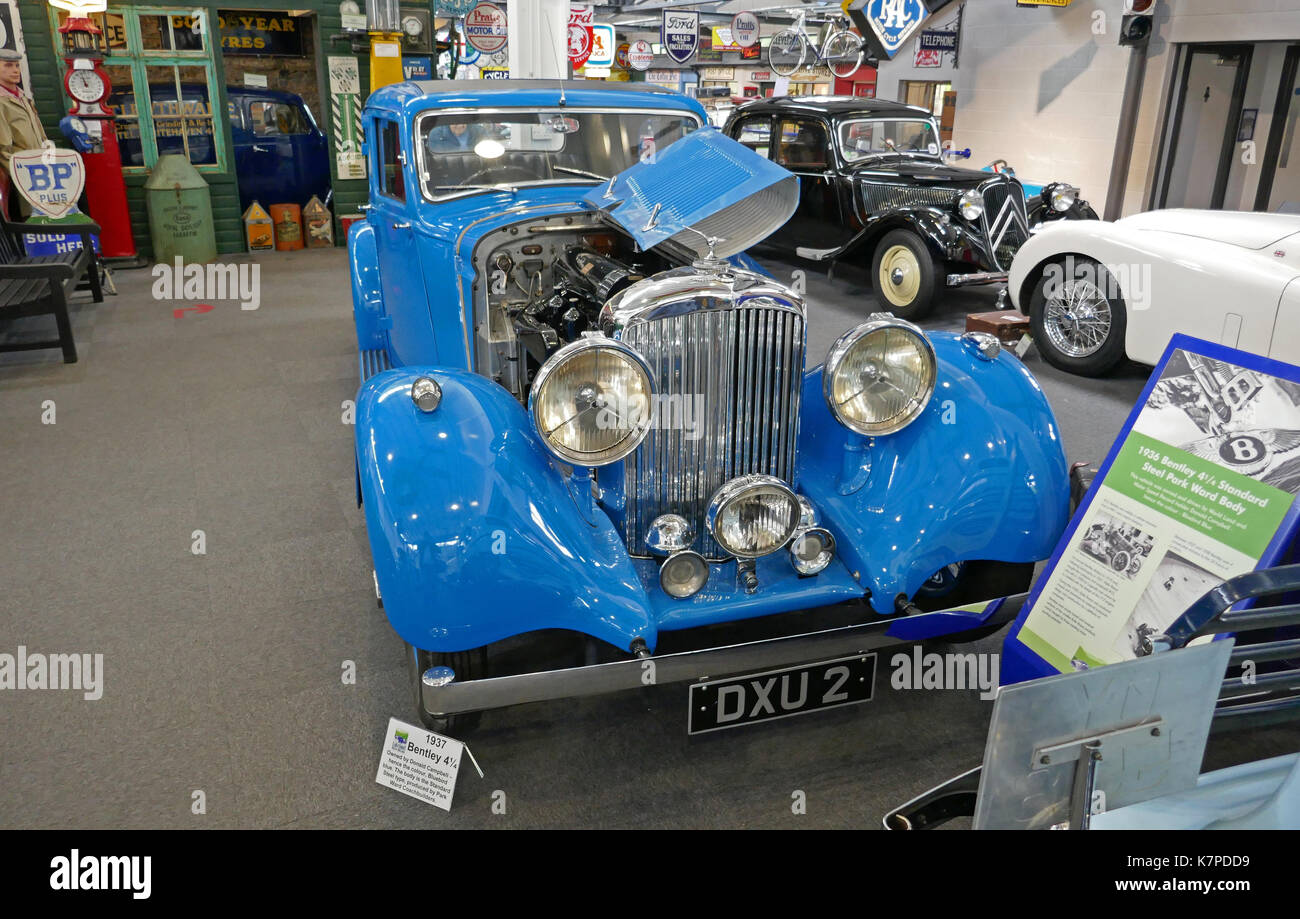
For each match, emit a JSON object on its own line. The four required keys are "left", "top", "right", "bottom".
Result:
{"left": 768, "top": 116, "right": 849, "bottom": 253}
{"left": 244, "top": 97, "right": 300, "bottom": 205}
{"left": 368, "top": 115, "right": 428, "bottom": 366}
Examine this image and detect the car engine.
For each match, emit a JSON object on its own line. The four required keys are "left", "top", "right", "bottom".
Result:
{"left": 472, "top": 213, "right": 677, "bottom": 402}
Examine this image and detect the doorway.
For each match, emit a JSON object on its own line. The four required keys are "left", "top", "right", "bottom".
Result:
{"left": 1158, "top": 44, "right": 1253, "bottom": 209}
{"left": 1256, "top": 44, "right": 1300, "bottom": 212}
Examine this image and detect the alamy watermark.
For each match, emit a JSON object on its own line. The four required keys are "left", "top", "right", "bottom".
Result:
{"left": 595, "top": 391, "right": 705, "bottom": 441}
{"left": 891, "top": 646, "right": 999, "bottom": 700}
{"left": 1042, "top": 255, "right": 1152, "bottom": 312}
{"left": 152, "top": 256, "right": 261, "bottom": 311}
{"left": 0, "top": 646, "right": 103, "bottom": 700}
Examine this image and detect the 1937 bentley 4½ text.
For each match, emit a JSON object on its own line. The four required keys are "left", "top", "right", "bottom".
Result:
{"left": 349, "top": 81, "right": 1071, "bottom": 731}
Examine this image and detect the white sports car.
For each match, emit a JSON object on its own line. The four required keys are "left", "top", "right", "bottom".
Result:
{"left": 1008, "top": 209, "right": 1300, "bottom": 376}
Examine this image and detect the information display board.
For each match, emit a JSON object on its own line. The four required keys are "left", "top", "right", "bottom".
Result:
{"left": 1001, "top": 335, "right": 1300, "bottom": 684}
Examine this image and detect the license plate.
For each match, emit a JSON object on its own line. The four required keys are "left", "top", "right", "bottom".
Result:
{"left": 687, "top": 654, "right": 877, "bottom": 735}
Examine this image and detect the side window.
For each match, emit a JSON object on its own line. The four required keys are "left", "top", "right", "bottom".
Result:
{"left": 735, "top": 117, "right": 771, "bottom": 158}
{"left": 249, "top": 101, "right": 310, "bottom": 136}
{"left": 378, "top": 119, "right": 406, "bottom": 202}
{"left": 774, "top": 118, "right": 829, "bottom": 170}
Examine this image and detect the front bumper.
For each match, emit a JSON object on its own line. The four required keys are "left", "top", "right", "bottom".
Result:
{"left": 415, "top": 593, "right": 1027, "bottom": 718}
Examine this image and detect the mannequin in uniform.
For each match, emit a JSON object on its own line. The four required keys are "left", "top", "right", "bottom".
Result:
{"left": 0, "top": 49, "right": 48, "bottom": 214}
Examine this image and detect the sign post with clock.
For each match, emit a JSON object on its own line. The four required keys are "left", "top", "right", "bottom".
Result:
{"left": 55, "top": 5, "right": 135, "bottom": 258}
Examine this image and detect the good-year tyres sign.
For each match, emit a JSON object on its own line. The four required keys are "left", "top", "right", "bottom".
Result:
{"left": 9, "top": 148, "right": 84, "bottom": 220}
{"left": 465, "top": 1, "right": 507, "bottom": 54}
{"left": 661, "top": 8, "right": 698, "bottom": 64}
{"left": 1001, "top": 335, "right": 1300, "bottom": 683}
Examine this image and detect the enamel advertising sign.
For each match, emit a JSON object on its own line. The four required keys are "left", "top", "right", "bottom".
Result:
{"left": 661, "top": 8, "right": 698, "bottom": 64}
{"left": 731, "top": 11, "right": 760, "bottom": 48}
{"left": 843, "top": 0, "right": 929, "bottom": 60}
{"left": 465, "top": 2, "right": 507, "bottom": 54}
{"left": 627, "top": 39, "right": 654, "bottom": 71}
{"left": 9, "top": 148, "right": 84, "bottom": 220}
{"left": 568, "top": 5, "right": 594, "bottom": 68}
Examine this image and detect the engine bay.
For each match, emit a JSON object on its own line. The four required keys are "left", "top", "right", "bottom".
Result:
{"left": 472, "top": 212, "right": 678, "bottom": 402}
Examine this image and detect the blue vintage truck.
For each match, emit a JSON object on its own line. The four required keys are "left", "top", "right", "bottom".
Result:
{"left": 348, "top": 80, "right": 1071, "bottom": 732}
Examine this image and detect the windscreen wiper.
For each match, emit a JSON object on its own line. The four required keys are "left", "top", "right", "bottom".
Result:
{"left": 551, "top": 166, "right": 607, "bottom": 181}
{"left": 431, "top": 183, "right": 518, "bottom": 193}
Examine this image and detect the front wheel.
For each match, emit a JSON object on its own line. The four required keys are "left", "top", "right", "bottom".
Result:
{"left": 1029, "top": 256, "right": 1127, "bottom": 376}
{"left": 768, "top": 30, "right": 806, "bottom": 76}
{"left": 871, "top": 228, "right": 941, "bottom": 320}
{"left": 823, "top": 30, "right": 863, "bottom": 78}
{"left": 409, "top": 644, "right": 488, "bottom": 735}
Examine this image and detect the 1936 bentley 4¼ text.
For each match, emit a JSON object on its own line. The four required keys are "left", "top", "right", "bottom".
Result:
{"left": 349, "top": 80, "right": 1071, "bottom": 732}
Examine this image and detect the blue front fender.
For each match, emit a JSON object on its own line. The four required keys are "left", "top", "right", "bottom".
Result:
{"left": 356, "top": 369, "right": 654, "bottom": 653}
{"left": 798, "top": 334, "right": 1070, "bottom": 613}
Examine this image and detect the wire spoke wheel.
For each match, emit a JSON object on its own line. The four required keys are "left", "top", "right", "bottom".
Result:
{"left": 1042, "top": 278, "right": 1112, "bottom": 358}
{"left": 823, "top": 30, "right": 863, "bottom": 78}
{"left": 768, "top": 29, "right": 806, "bottom": 76}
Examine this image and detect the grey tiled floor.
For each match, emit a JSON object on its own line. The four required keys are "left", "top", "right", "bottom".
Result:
{"left": 1, "top": 248, "right": 1296, "bottom": 829}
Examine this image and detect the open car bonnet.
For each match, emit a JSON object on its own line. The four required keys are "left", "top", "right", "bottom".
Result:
{"left": 581, "top": 128, "right": 799, "bottom": 262}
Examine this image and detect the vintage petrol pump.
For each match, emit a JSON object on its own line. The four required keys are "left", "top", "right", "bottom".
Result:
{"left": 56, "top": 9, "right": 136, "bottom": 258}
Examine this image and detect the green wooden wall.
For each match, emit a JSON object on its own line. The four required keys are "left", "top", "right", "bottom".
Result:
{"left": 19, "top": 0, "right": 399, "bottom": 260}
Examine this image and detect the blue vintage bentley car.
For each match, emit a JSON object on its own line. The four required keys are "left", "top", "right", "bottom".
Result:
{"left": 349, "top": 80, "right": 1071, "bottom": 732}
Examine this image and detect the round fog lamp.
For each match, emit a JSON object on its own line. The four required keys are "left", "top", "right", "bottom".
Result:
{"left": 660, "top": 550, "right": 709, "bottom": 599}
{"left": 707, "top": 474, "right": 801, "bottom": 559}
{"left": 823, "top": 318, "right": 937, "bottom": 436}
{"left": 790, "top": 527, "right": 835, "bottom": 576}
{"left": 529, "top": 338, "right": 654, "bottom": 466}
{"left": 958, "top": 190, "right": 983, "bottom": 221}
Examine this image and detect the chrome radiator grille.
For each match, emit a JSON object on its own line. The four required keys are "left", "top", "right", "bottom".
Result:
{"left": 619, "top": 304, "right": 805, "bottom": 560}
{"left": 979, "top": 177, "right": 1029, "bottom": 270}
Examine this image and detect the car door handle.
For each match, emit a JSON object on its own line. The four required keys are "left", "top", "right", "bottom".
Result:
{"left": 252, "top": 143, "right": 272, "bottom": 153}
{"left": 391, "top": 221, "right": 410, "bottom": 229}
{"left": 357, "top": 203, "right": 372, "bottom": 212}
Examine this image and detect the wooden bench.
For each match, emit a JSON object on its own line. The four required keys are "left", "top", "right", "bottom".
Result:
{"left": 0, "top": 176, "right": 103, "bottom": 364}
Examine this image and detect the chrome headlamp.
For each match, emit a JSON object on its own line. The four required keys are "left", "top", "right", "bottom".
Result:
{"left": 957, "top": 190, "right": 983, "bottom": 221}
{"left": 706, "top": 474, "right": 801, "bottom": 559}
{"left": 529, "top": 338, "right": 654, "bottom": 467}
{"left": 1045, "top": 182, "right": 1079, "bottom": 213}
{"left": 823, "top": 318, "right": 937, "bottom": 436}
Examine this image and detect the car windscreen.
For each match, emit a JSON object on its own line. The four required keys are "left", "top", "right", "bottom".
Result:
{"left": 416, "top": 109, "right": 700, "bottom": 200}
{"left": 838, "top": 118, "right": 941, "bottom": 162}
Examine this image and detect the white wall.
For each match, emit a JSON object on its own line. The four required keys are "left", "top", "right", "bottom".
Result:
{"left": 941, "top": 0, "right": 1134, "bottom": 216}
{"left": 924, "top": 0, "right": 1300, "bottom": 216}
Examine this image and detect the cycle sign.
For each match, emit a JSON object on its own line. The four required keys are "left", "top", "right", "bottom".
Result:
{"left": 465, "top": 2, "right": 507, "bottom": 54}
{"left": 731, "top": 11, "right": 760, "bottom": 48}
{"left": 661, "top": 9, "right": 698, "bottom": 64}
{"left": 627, "top": 39, "right": 654, "bottom": 71}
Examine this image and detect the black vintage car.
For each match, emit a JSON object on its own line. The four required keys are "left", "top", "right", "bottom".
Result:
{"left": 721, "top": 96, "right": 1095, "bottom": 318}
